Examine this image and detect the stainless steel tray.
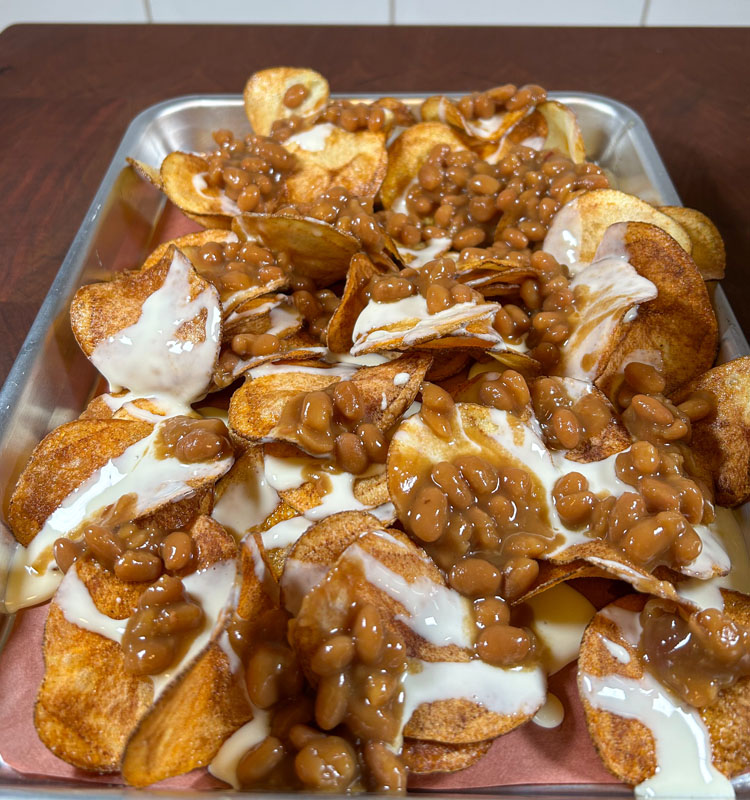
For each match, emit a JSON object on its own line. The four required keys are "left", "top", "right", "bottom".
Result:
{"left": 0, "top": 91, "right": 748, "bottom": 798}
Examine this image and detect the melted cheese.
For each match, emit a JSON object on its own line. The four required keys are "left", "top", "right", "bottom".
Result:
{"left": 285, "top": 123, "right": 335, "bottom": 152}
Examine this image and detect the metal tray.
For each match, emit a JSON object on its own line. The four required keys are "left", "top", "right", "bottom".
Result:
{"left": 0, "top": 91, "right": 748, "bottom": 798}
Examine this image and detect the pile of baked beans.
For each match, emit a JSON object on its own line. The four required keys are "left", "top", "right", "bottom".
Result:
{"left": 276, "top": 379, "right": 389, "bottom": 472}
{"left": 205, "top": 129, "right": 296, "bottom": 213}
{"left": 195, "top": 238, "right": 287, "bottom": 302}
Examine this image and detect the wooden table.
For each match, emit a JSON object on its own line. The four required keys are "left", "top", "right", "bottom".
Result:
{"left": 0, "top": 24, "right": 748, "bottom": 385}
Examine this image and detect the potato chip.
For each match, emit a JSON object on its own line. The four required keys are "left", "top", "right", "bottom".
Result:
{"left": 379, "top": 121, "right": 467, "bottom": 210}
{"left": 244, "top": 67, "right": 329, "bottom": 137}
{"left": 421, "top": 95, "right": 529, "bottom": 143}
{"left": 660, "top": 205, "right": 726, "bottom": 281}
{"left": 36, "top": 517, "right": 244, "bottom": 777}
{"left": 126, "top": 157, "right": 162, "bottom": 189}
{"left": 160, "top": 151, "right": 236, "bottom": 226}
{"left": 401, "top": 737, "right": 492, "bottom": 774}
{"left": 543, "top": 188, "right": 692, "bottom": 272}
{"left": 579, "top": 592, "right": 750, "bottom": 792}
{"left": 594, "top": 221, "right": 718, "bottom": 396}
{"left": 71, "top": 247, "right": 222, "bottom": 405}
{"left": 233, "top": 212, "right": 361, "bottom": 286}
{"left": 283, "top": 126, "right": 387, "bottom": 204}
{"left": 671, "top": 356, "right": 750, "bottom": 506}
{"left": 537, "top": 100, "right": 587, "bottom": 163}
{"left": 228, "top": 352, "right": 430, "bottom": 445}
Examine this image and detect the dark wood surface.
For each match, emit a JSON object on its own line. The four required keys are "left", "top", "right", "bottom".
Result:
{"left": 0, "top": 23, "right": 748, "bottom": 385}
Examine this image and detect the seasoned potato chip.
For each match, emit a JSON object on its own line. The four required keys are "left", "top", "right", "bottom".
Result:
{"left": 595, "top": 221, "right": 718, "bottom": 396}
{"left": 160, "top": 151, "right": 236, "bottom": 225}
{"left": 283, "top": 126, "right": 387, "bottom": 204}
{"left": 579, "top": 592, "right": 750, "bottom": 792}
{"left": 660, "top": 205, "right": 726, "bottom": 281}
{"left": 671, "top": 356, "right": 750, "bottom": 506}
{"left": 421, "top": 95, "right": 529, "bottom": 143}
{"left": 244, "top": 67, "right": 329, "bottom": 137}
{"left": 379, "top": 121, "right": 466, "bottom": 210}
{"left": 543, "top": 188, "right": 692, "bottom": 272}
{"left": 233, "top": 212, "right": 360, "bottom": 286}
{"left": 401, "top": 737, "right": 492, "bottom": 774}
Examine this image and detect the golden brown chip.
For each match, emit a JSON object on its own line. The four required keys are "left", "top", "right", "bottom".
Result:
{"left": 233, "top": 212, "right": 360, "bottom": 286}
{"left": 545, "top": 189, "right": 692, "bottom": 268}
{"left": 379, "top": 121, "right": 467, "bottom": 210}
{"left": 127, "top": 157, "right": 162, "bottom": 189}
{"left": 283, "top": 126, "right": 387, "bottom": 204}
{"left": 280, "top": 510, "right": 393, "bottom": 613}
{"left": 537, "top": 100, "right": 586, "bottom": 163}
{"left": 292, "top": 530, "right": 545, "bottom": 744}
{"left": 71, "top": 247, "right": 219, "bottom": 363}
{"left": 326, "top": 253, "right": 393, "bottom": 353}
{"left": 243, "top": 67, "right": 329, "bottom": 137}
{"left": 671, "top": 357, "right": 750, "bottom": 506}
{"left": 160, "top": 152, "right": 235, "bottom": 225}
{"left": 228, "top": 352, "right": 431, "bottom": 445}
{"left": 141, "top": 229, "right": 236, "bottom": 271}
{"left": 421, "top": 95, "right": 528, "bottom": 143}
{"left": 35, "top": 517, "right": 241, "bottom": 775}
{"left": 596, "top": 221, "right": 718, "bottom": 397}
{"left": 660, "top": 206, "right": 726, "bottom": 281}
{"left": 8, "top": 419, "right": 152, "bottom": 545}
{"left": 401, "top": 737, "right": 492, "bottom": 774}
{"left": 579, "top": 592, "right": 750, "bottom": 788}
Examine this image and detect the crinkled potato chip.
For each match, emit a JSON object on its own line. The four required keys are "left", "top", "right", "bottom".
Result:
{"left": 537, "top": 100, "right": 587, "bottom": 164}
{"left": 379, "top": 121, "right": 467, "bottom": 210}
{"left": 660, "top": 205, "right": 726, "bottom": 281}
{"left": 244, "top": 67, "right": 329, "bottom": 137}
{"left": 671, "top": 356, "right": 750, "bottom": 506}
{"left": 283, "top": 126, "right": 387, "bottom": 204}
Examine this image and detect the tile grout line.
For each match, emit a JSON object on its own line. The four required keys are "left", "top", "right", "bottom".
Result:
{"left": 389, "top": 0, "right": 395, "bottom": 25}
{"left": 143, "top": 0, "right": 153, "bottom": 24}
{"left": 640, "top": 0, "right": 652, "bottom": 26}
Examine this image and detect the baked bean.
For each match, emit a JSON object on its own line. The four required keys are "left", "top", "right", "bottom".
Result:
{"left": 476, "top": 624, "right": 532, "bottom": 665}
{"left": 288, "top": 723, "right": 323, "bottom": 750}
{"left": 311, "top": 635, "right": 355, "bottom": 676}
{"left": 114, "top": 550, "right": 162, "bottom": 583}
{"left": 295, "top": 736, "right": 357, "bottom": 791}
{"left": 84, "top": 524, "right": 122, "bottom": 570}
{"left": 630, "top": 394, "right": 674, "bottom": 426}
{"left": 357, "top": 423, "right": 388, "bottom": 463}
{"left": 160, "top": 531, "right": 193, "bottom": 572}
{"left": 552, "top": 408, "right": 581, "bottom": 449}
{"left": 334, "top": 433, "right": 369, "bottom": 475}
{"left": 364, "top": 741, "right": 407, "bottom": 794}
{"left": 431, "top": 461, "right": 475, "bottom": 509}
{"left": 453, "top": 226, "right": 485, "bottom": 250}
{"left": 409, "top": 485, "right": 448, "bottom": 542}
{"left": 502, "top": 556, "right": 540, "bottom": 600}
{"left": 331, "top": 381, "right": 363, "bottom": 422}
{"left": 554, "top": 471, "right": 588, "bottom": 496}
{"left": 420, "top": 382, "right": 455, "bottom": 439}
{"left": 449, "top": 557, "right": 502, "bottom": 597}
{"left": 473, "top": 596, "right": 510, "bottom": 629}
{"left": 53, "top": 538, "right": 81, "bottom": 573}
{"left": 370, "top": 276, "right": 414, "bottom": 303}
{"left": 640, "top": 477, "right": 681, "bottom": 512}
{"left": 283, "top": 83, "right": 308, "bottom": 109}
{"left": 630, "top": 440, "right": 660, "bottom": 474}
{"left": 315, "top": 672, "right": 350, "bottom": 730}
{"left": 353, "top": 603, "right": 385, "bottom": 664}
{"left": 624, "top": 362, "right": 666, "bottom": 395}
{"left": 455, "top": 455, "right": 499, "bottom": 495}
{"left": 677, "top": 391, "right": 715, "bottom": 422}
{"left": 426, "top": 283, "right": 453, "bottom": 314}
{"left": 246, "top": 642, "right": 300, "bottom": 708}
{"left": 556, "top": 491, "right": 596, "bottom": 525}
{"left": 237, "top": 736, "right": 285, "bottom": 786}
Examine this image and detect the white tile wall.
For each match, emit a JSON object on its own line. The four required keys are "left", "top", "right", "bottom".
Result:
{"left": 149, "top": 0, "right": 389, "bottom": 24}
{"left": 394, "top": 0, "right": 644, "bottom": 26}
{"left": 2, "top": 0, "right": 750, "bottom": 33}
{"left": 0, "top": 0, "right": 147, "bottom": 31}
{"left": 645, "top": 0, "right": 750, "bottom": 25}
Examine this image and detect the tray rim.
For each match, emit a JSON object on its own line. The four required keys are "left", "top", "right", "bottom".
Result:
{"left": 0, "top": 90, "right": 748, "bottom": 798}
